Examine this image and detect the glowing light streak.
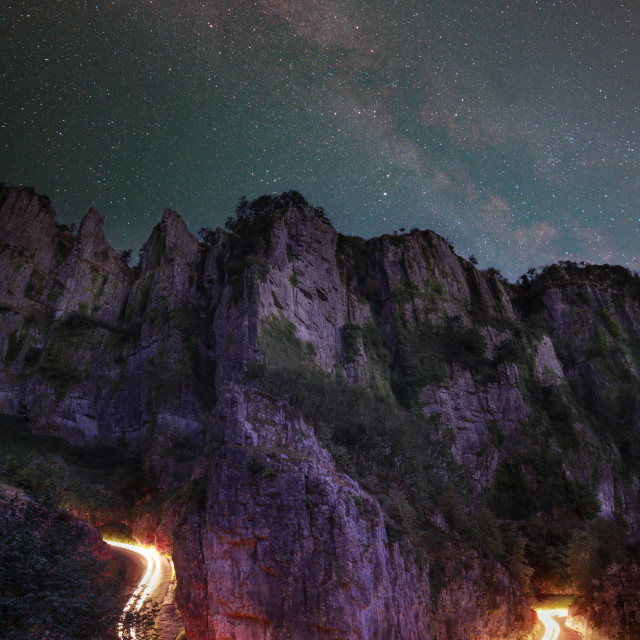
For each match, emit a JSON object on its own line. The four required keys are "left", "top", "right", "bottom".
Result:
{"left": 536, "top": 608, "right": 569, "bottom": 640}
{"left": 106, "top": 540, "right": 163, "bottom": 639}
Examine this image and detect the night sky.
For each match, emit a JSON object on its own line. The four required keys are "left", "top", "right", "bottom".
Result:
{"left": 1, "top": 1, "right": 638, "bottom": 278}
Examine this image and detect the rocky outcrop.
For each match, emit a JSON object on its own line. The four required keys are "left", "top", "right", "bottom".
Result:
{"left": 420, "top": 363, "right": 530, "bottom": 490}
{"left": 173, "top": 384, "right": 533, "bottom": 640}
{"left": 259, "top": 208, "right": 370, "bottom": 374}
{"left": 55, "top": 207, "right": 131, "bottom": 323}
{"left": 0, "top": 187, "right": 62, "bottom": 274}
{"left": 0, "top": 187, "right": 209, "bottom": 448}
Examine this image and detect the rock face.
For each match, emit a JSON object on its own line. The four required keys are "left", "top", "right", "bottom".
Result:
{"left": 2, "top": 185, "right": 640, "bottom": 639}
{"left": 420, "top": 363, "right": 530, "bottom": 489}
{"left": 173, "top": 384, "right": 532, "bottom": 640}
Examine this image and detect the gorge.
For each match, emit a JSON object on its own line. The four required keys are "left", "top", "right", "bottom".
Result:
{"left": 1, "top": 184, "right": 639, "bottom": 639}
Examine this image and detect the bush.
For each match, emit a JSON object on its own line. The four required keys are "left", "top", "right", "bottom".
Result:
{"left": 99, "top": 522, "right": 135, "bottom": 544}
{"left": 0, "top": 493, "right": 121, "bottom": 639}
{"left": 568, "top": 519, "right": 631, "bottom": 593}
{"left": 0, "top": 413, "right": 148, "bottom": 515}
{"left": 341, "top": 324, "right": 361, "bottom": 363}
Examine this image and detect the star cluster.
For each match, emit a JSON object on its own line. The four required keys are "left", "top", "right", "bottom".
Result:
{"left": 1, "top": 0, "right": 638, "bottom": 277}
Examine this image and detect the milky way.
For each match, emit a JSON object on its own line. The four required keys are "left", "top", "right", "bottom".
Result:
{"left": 1, "top": 0, "right": 638, "bottom": 277}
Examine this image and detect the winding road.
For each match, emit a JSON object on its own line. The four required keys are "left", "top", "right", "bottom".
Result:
{"left": 106, "top": 540, "right": 178, "bottom": 639}
{"left": 536, "top": 609, "right": 582, "bottom": 640}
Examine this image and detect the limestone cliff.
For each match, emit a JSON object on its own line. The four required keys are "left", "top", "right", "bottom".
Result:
{"left": 2, "top": 185, "right": 640, "bottom": 639}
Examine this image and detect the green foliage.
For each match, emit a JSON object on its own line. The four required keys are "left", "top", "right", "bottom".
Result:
{"left": 542, "top": 386, "right": 580, "bottom": 450}
{"left": 0, "top": 493, "right": 121, "bottom": 639}
{"left": 4, "top": 329, "right": 23, "bottom": 363}
{"left": 226, "top": 191, "right": 329, "bottom": 257}
{"left": 431, "top": 279, "right": 444, "bottom": 296}
{"left": 46, "top": 281, "right": 64, "bottom": 305}
{"left": 481, "top": 266, "right": 508, "bottom": 285}
{"left": 335, "top": 235, "right": 378, "bottom": 302}
{"left": 23, "top": 305, "right": 55, "bottom": 329}
{"left": 499, "top": 523, "right": 533, "bottom": 588}
{"left": 487, "top": 453, "right": 599, "bottom": 523}
{"left": 23, "top": 345, "right": 42, "bottom": 365}
{"left": 585, "top": 326, "right": 610, "bottom": 359}
{"left": 24, "top": 268, "right": 47, "bottom": 299}
{"left": 166, "top": 307, "right": 216, "bottom": 408}
{"left": 259, "top": 314, "right": 315, "bottom": 368}
{"left": 568, "top": 519, "right": 632, "bottom": 593}
{"left": 487, "top": 418, "right": 505, "bottom": 448}
{"left": 341, "top": 323, "right": 361, "bottom": 363}
{"left": 37, "top": 342, "right": 85, "bottom": 401}
{"left": 391, "top": 315, "right": 494, "bottom": 409}
{"left": 99, "top": 522, "right": 135, "bottom": 544}
{"left": 30, "top": 311, "right": 124, "bottom": 400}
{"left": 252, "top": 315, "right": 469, "bottom": 556}
{"left": 0, "top": 414, "right": 148, "bottom": 512}
{"left": 89, "top": 266, "right": 108, "bottom": 299}
{"left": 517, "top": 260, "right": 640, "bottom": 305}
{"left": 428, "top": 562, "right": 446, "bottom": 603}
{"left": 487, "top": 464, "right": 532, "bottom": 520}
{"left": 361, "top": 320, "right": 389, "bottom": 366}
{"left": 523, "top": 516, "right": 575, "bottom": 594}
{"left": 602, "top": 311, "right": 624, "bottom": 339}
{"left": 197, "top": 227, "right": 217, "bottom": 247}
{"left": 226, "top": 255, "right": 270, "bottom": 303}
{"left": 120, "top": 248, "right": 133, "bottom": 266}
{"left": 494, "top": 337, "right": 525, "bottom": 365}
{"left": 390, "top": 321, "right": 446, "bottom": 409}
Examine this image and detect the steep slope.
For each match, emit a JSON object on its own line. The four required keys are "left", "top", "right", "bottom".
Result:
{"left": 2, "top": 185, "right": 639, "bottom": 639}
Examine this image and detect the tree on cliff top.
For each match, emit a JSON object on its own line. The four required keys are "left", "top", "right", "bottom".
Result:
{"left": 224, "top": 191, "right": 330, "bottom": 256}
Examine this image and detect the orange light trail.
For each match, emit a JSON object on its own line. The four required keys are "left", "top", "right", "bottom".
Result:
{"left": 106, "top": 540, "right": 162, "bottom": 639}
{"left": 536, "top": 608, "right": 569, "bottom": 640}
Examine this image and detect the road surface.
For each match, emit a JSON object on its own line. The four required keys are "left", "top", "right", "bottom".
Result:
{"left": 107, "top": 540, "right": 181, "bottom": 640}
{"left": 537, "top": 609, "right": 582, "bottom": 640}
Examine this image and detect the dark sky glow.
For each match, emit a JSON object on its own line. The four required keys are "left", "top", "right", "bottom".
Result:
{"left": 1, "top": 0, "right": 638, "bottom": 277}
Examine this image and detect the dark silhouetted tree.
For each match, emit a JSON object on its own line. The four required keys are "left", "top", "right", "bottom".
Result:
{"left": 0, "top": 493, "right": 121, "bottom": 639}
{"left": 120, "top": 249, "right": 133, "bottom": 266}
